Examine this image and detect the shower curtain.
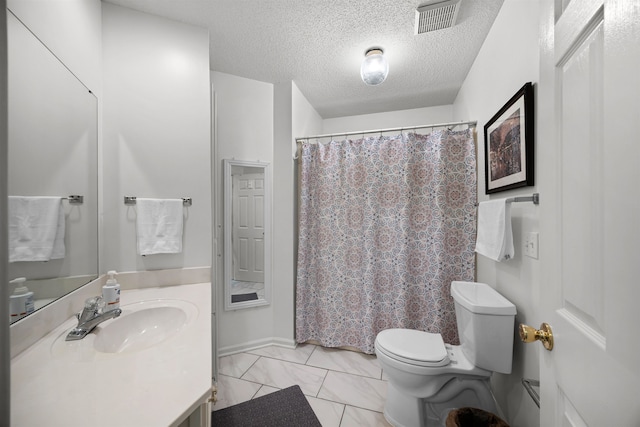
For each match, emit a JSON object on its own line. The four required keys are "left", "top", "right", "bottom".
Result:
{"left": 295, "top": 129, "right": 476, "bottom": 354}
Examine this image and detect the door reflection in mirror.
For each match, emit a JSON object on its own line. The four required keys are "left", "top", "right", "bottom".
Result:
{"left": 224, "top": 160, "right": 271, "bottom": 310}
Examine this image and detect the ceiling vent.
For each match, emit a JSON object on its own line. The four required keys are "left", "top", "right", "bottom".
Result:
{"left": 415, "top": 0, "right": 461, "bottom": 34}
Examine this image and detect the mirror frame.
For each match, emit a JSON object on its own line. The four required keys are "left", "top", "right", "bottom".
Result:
{"left": 223, "top": 159, "right": 271, "bottom": 310}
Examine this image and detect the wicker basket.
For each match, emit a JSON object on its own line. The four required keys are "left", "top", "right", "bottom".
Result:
{"left": 445, "top": 407, "right": 510, "bottom": 427}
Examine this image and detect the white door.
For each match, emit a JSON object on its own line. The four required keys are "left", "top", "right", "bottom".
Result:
{"left": 537, "top": 0, "right": 640, "bottom": 425}
{"left": 232, "top": 173, "right": 265, "bottom": 283}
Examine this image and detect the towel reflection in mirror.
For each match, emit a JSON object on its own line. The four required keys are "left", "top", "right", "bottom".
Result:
{"left": 8, "top": 196, "right": 65, "bottom": 262}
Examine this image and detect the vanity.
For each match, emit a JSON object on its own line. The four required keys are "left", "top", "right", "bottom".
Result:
{"left": 10, "top": 281, "right": 212, "bottom": 427}
{"left": 6, "top": 4, "right": 214, "bottom": 425}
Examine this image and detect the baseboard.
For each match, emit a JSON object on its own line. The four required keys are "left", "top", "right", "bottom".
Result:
{"left": 302, "top": 339, "right": 365, "bottom": 354}
{"left": 218, "top": 337, "right": 297, "bottom": 357}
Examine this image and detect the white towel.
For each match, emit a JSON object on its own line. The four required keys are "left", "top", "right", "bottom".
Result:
{"left": 475, "top": 199, "right": 514, "bottom": 262}
{"left": 136, "top": 198, "right": 184, "bottom": 256}
{"left": 50, "top": 206, "right": 66, "bottom": 260}
{"left": 9, "top": 196, "right": 65, "bottom": 262}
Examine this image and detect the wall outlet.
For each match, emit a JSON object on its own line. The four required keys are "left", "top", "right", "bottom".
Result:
{"left": 524, "top": 232, "right": 539, "bottom": 259}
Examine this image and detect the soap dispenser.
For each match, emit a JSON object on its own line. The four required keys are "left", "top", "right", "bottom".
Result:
{"left": 102, "top": 271, "right": 121, "bottom": 310}
{"left": 9, "top": 278, "right": 34, "bottom": 321}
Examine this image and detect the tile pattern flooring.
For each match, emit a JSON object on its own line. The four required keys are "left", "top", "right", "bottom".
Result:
{"left": 215, "top": 344, "right": 393, "bottom": 427}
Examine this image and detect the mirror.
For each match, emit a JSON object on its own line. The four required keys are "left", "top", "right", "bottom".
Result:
{"left": 223, "top": 159, "right": 271, "bottom": 310}
{"left": 7, "top": 12, "right": 98, "bottom": 323}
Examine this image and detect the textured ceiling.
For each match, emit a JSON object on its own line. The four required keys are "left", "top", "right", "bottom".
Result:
{"left": 104, "top": 0, "right": 504, "bottom": 118}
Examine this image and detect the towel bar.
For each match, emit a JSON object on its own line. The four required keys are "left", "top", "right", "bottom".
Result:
{"left": 62, "top": 195, "right": 83, "bottom": 204}
{"left": 124, "top": 196, "right": 192, "bottom": 207}
{"left": 521, "top": 378, "right": 540, "bottom": 408}
{"left": 506, "top": 193, "right": 539, "bottom": 205}
{"left": 476, "top": 193, "right": 539, "bottom": 207}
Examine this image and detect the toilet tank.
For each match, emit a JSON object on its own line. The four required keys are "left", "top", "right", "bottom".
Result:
{"left": 451, "top": 281, "right": 517, "bottom": 374}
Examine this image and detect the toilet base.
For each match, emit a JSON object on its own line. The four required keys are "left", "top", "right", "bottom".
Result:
{"left": 383, "top": 377, "right": 498, "bottom": 427}
{"left": 383, "top": 382, "right": 425, "bottom": 427}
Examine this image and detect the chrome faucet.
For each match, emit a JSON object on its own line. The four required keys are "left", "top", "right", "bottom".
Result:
{"left": 65, "top": 296, "right": 122, "bottom": 341}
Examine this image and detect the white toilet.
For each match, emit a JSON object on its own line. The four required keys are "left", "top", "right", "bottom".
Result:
{"left": 375, "top": 281, "right": 516, "bottom": 427}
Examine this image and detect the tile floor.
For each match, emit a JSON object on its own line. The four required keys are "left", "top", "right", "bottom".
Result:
{"left": 214, "top": 343, "right": 393, "bottom": 427}
{"left": 230, "top": 279, "right": 265, "bottom": 299}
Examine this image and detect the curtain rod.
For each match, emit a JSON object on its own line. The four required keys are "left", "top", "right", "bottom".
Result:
{"left": 295, "top": 120, "right": 477, "bottom": 143}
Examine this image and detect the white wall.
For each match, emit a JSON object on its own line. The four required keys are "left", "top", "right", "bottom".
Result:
{"left": 322, "top": 105, "right": 453, "bottom": 135}
{"left": 7, "top": 0, "right": 102, "bottom": 97}
{"left": 272, "top": 82, "right": 322, "bottom": 343}
{"left": 213, "top": 76, "right": 322, "bottom": 353}
{"left": 212, "top": 71, "right": 276, "bottom": 352}
{"left": 292, "top": 83, "right": 324, "bottom": 147}
{"left": 102, "top": 3, "right": 212, "bottom": 273}
{"left": 213, "top": 72, "right": 274, "bottom": 164}
{"left": 272, "top": 82, "right": 294, "bottom": 345}
{"left": 452, "top": 1, "right": 541, "bottom": 426}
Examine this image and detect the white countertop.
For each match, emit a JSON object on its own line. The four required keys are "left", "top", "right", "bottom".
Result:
{"left": 11, "top": 283, "right": 212, "bottom": 427}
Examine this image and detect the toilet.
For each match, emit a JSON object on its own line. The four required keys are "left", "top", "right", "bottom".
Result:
{"left": 375, "top": 281, "right": 516, "bottom": 427}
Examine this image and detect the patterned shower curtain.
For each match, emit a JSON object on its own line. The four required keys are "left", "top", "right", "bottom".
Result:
{"left": 295, "top": 129, "right": 477, "bottom": 354}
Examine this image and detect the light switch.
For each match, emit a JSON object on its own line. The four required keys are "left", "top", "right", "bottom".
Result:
{"left": 524, "top": 232, "right": 539, "bottom": 259}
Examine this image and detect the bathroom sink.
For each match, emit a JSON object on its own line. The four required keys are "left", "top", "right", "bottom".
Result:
{"left": 51, "top": 299, "right": 198, "bottom": 356}
{"left": 93, "top": 300, "right": 197, "bottom": 353}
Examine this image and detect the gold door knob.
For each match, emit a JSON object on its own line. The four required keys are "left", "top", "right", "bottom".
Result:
{"left": 519, "top": 322, "right": 554, "bottom": 351}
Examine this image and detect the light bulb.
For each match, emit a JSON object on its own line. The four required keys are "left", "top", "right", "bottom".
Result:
{"left": 360, "top": 48, "right": 389, "bottom": 86}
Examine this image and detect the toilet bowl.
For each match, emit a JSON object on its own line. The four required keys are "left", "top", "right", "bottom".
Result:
{"left": 375, "top": 281, "right": 516, "bottom": 427}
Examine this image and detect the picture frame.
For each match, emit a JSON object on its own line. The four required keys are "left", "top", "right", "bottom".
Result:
{"left": 484, "top": 82, "right": 534, "bottom": 194}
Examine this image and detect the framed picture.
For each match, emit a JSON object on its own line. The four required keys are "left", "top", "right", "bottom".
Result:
{"left": 484, "top": 82, "right": 534, "bottom": 194}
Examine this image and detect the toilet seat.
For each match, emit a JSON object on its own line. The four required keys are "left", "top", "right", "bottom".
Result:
{"left": 375, "top": 329, "right": 450, "bottom": 367}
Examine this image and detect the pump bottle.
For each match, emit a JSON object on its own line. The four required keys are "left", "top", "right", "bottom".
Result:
{"left": 9, "top": 278, "right": 34, "bottom": 321}
{"left": 102, "top": 270, "right": 121, "bottom": 310}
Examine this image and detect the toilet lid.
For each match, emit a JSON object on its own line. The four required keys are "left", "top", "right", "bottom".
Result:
{"left": 376, "top": 329, "right": 450, "bottom": 367}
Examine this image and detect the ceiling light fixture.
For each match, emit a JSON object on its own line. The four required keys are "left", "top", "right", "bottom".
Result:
{"left": 360, "top": 48, "right": 389, "bottom": 86}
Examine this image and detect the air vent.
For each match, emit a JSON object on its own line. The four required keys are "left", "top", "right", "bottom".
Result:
{"left": 415, "top": 0, "right": 461, "bottom": 34}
